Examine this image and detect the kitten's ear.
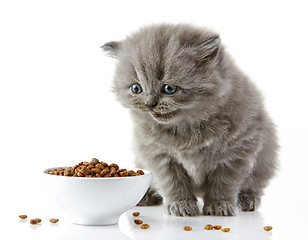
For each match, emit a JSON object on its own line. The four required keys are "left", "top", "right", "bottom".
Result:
{"left": 101, "top": 41, "right": 121, "bottom": 58}
{"left": 198, "top": 35, "right": 221, "bottom": 62}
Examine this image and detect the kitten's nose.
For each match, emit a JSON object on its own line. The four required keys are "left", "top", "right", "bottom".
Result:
{"left": 144, "top": 97, "right": 158, "bottom": 109}
{"left": 144, "top": 92, "right": 158, "bottom": 110}
{"left": 145, "top": 102, "right": 158, "bottom": 109}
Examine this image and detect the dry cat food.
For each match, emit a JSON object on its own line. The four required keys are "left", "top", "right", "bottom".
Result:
{"left": 132, "top": 212, "right": 140, "bottom": 217}
{"left": 183, "top": 226, "right": 192, "bottom": 231}
{"left": 134, "top": 220, "right": 143, "bottom": 225}
{"left": 263, "top": 226, "right": 273, "bottom": 231}
{"left": 45, "top": 158, "right": 145, "bottom": 178}
{"left": 140, "top": 224, "right": 150, "bottom": 229}
{"left": 213, "top": 225, "right": 222, "bottom": 230}
{"left": 204, "top": 224, "right": 214, "bottom": 230}
{"left": 204, "top": 224, "right": 231, "bottom": 232}
{"left": 19, "top": 215, "right": 59, "bottom": 225}
{"left": 30, "top": 218, "right": 41, "bottom": 225}
{"left": 50, "top": 218, "right": 59, "bottom": 223}
{"left": 221, "top": 228, "right": 231, "bottom": 232}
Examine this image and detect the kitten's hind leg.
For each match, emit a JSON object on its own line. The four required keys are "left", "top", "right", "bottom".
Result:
{"left": 237, "top": 190, "right": 261, "bottom": 211}
{"left": 137, "top": 187, "right": 163, "bottom": 206}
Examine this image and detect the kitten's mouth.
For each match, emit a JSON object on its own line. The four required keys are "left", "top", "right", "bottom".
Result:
{"left": 151, "top": 110, "right": 176, "bottom": 120}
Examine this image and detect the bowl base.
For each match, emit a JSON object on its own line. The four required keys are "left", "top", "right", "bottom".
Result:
{"left": 70, "top": 215, "right": 119, "bottom": 226}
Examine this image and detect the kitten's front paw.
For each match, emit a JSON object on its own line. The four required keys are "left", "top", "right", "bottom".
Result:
{"left": 238, "top": 193, "right": 260, "bottom": 211}
{"left": 166, "top": 200, "right": 200, "bottom": 217}
{"left": 203, "top": 200, "right": 239, "bottom": 216}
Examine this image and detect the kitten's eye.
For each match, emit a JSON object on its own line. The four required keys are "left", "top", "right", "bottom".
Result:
{"left": 163, "top": 84, "right": 177, "bottom": 94}
{"left": 131, "top": 83, "right": 143, "bottom": 94}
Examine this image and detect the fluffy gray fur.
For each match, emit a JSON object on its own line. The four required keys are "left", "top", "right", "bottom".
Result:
{"left": 102, "top": 23, "right": 278, "bottom": 216}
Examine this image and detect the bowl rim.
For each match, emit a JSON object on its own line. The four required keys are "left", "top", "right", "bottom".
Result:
{"left": 43, "top": 167, "right": 151, "bottom": 180}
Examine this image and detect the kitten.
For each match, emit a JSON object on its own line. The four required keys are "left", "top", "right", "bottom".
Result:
{"left": 102, "top": 23, "right": 278, "bottom": 216}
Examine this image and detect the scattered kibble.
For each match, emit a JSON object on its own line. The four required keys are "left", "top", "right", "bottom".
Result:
{"left": 221, "top": 228, "right": 231, "bottom": 232}
{"left": 140, "top": 224, "right": 150, "bottom": 229}
{"left": 204, "top": 224, "right": 214, "bottom": 230}
{"left": 20, "top": 215, "right": 60, "bottom": 225}
{"left": 132, "top": 212, "right": 140, "bottom": 217}
{"left": 133, "top": 211, "right": 270, "bottom": 234}
{"left": 50, "top": 218, "right": 59, "bottom": 223}
{"left": 45, "top": 158, "right": 145, "bottom": 178}
{"left": 134, "top": 220, "right": 143, "bottom": 225}
{"left": 183, "top": 226, "right": 192, "bottom": 231}
{"left": 264, "top": 226, "right": 273, "bottom": 231}
{"left": 213, "top": 225, "right": 222, "bottom": 230}
{"left": 30, "top": 219, "right": 39, "bottom": 225}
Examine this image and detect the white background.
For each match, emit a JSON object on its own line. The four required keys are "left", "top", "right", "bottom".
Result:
{"left": 0, "top": 0, "right": 307, "bottom": 239}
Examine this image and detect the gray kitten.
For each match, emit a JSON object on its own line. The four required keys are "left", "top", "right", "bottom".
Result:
{"left": 102, "top": 23, "right": 278, "bottom": 216}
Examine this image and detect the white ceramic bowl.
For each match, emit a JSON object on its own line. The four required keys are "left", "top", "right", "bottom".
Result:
{"left": 43, "top": 167, "right": 152, "bottom": 225}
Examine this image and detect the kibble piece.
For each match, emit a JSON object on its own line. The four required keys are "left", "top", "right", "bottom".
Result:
{"left": 116, "top": 168, "right": 126, "bottom": 173}
{"left": 120, "top": 171, "right": 128, "bottom": 177}
{"left": 35, "top": 218, "right": 42, "bottom": 223}
{"left": 65, "top": 167, "right": 72, "bottom": 171}
{"left": 204, "top": 224, "right": 213, "bottom": 230}
{"left": 221, "top": 228, "right": 231, "bottom": 232}
{"left": 100, "top": 168, "right": 110, "bottom": 176}
{"left": 50, "top": 218, "right": 59, "bottom": 223}
{"left": 134, "top": 220, "right": 143, "bottom": 225}
{"left": 77, "top": 172, "right": 85, "bottom": 177}
{"left": 183, "top": 226, "right": 192, "bottom": 231}
{"left": 30, "top": 219, "right": 39, "bottom": 225}
{"left": 132, "top": 212, "right": 140, "bottom": 217}
{"left": 19, "top": 215, "right": 27, "bottom": 219}
{"left": 90, "top": 158, "right": 99, "bottom": 164}
{"left": 109, "top": 163, "right": 119, "bottom": 170}
{"left": 91, "top": 167, "right": 102, "bottom": 174}
{"left": 76, "top": 166, "right": 83, "bottom": 172}
{"left": 109, "top": 167, "right": 116, "bottom": 175}
{"left": 95, "top": 163, "right": 105, "bottom": 170}
{"left": 263, "top": 226, "right": 273, "bottom": 231}
{"left": 140, "top": 224, "right": 150, "bottom": 229}
{"left": 127, "top": 170, "right": 137, "bottom": 176}
{"left": 88, "top": 164, "right": 95, "bottom": 169}
{"left": 137, "top": 170, "right": 144, "bottom": 175}
{"left": 80, "top": 166, "right": 91, "bottom": 175}
{"left": 101, "top": 161, "right": 109, "bottom": 167}
{"left": 213, "top": 225, "right": 222, "bottom": 230}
